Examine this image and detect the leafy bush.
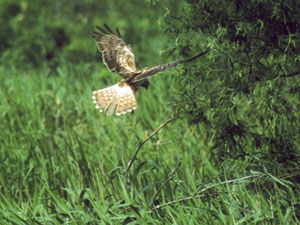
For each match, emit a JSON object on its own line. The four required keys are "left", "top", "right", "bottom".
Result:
{"left": 160, "top": 0, "right": 300, "bottom": 170}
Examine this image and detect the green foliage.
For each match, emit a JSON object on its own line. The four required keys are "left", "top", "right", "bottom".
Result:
{"left": 0, "top": 0, "right": 166, "bottom": 69}
{"left": 0, "top": 0, "right": 300, "bottom": 224}
{"left": 161, "top": 0, "right": 300, "bottom": 168}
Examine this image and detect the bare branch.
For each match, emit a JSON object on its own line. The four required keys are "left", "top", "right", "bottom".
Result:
{"left": 195, "top": 174, "right": 262, "bottom": 195}
{"left": 223, "top": 200, "right": 255, "bottom": 213}
{"left": 151, "top": 174, "right": 264, "bottom": 210}
{"left": 151, "top": 192, "right": 231, "bottom": 210}
{"left": 150, "top": 161, "right": 182, "bottom": 207}
{"left": 152, "top": 194, "right": 206, "bottom": 210}
{"left": 280, "top": 71, "right": 300, "bottom": 78}
{"left": 124, "top": 108, "right": 178, "bottom": 187}
{"left": 245, "top": 50, "right": 252, "bottom": 82}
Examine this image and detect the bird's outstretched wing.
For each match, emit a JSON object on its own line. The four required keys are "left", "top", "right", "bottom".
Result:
{"left": 93, "top": 24, "right": 137, "bottom": 77}
{"left": 129, "top": 51, "right": 209, "bottom": 83}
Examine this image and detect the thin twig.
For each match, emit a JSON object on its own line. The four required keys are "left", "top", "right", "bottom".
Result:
{"left": 151, "top": 192, "right": 231, "bottom": 210}
{"left": 195, "top": 174, "right": 262, "bottom": 194}
{"left": 245, "top": 50, "right": 252, "bottom": 83}
{"left": 193, "top": 173, "right": 221, "bottom": 196}
{"left": 223, "top": 200, "right": 255, "bottom": 213}
{"left": 151, "top": 174, "right": 264, "bottom": 210}
{"left": 152, "top": 194, "right": 206, "bottom": 210}
{"left": 280, "top": 71, "right": 300, "bottom": 78}
{"left": 150, "top": 161, "right": 182, "bottom": 207}
{"left": 124, "top": 109, "right": 178, "bottom": 187}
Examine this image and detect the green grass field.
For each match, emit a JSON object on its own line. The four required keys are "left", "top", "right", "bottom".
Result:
{"left": 1, "top": 0, "right": 300, "bottom": 223}
{"left": 0, "top": 63, "right": 299, "bottom": 224}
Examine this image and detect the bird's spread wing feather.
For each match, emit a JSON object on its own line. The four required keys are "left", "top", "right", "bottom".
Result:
{"left": 93, "top": 24, "right": 136, "bottom": 77}
{"left": 92, "top": 81, "right": 137, "bottom": 116}
{"left": 129, "top": 51, "right": 209, "bottom": 83}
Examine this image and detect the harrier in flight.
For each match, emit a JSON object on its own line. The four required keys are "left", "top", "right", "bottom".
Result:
{"left": 92, "top": 24, "right": 206, "bottom": 115}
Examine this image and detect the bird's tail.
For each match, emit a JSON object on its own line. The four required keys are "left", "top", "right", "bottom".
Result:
{"left": 130, "top": 50, "right": 208, "bottom": 83}
{"left": 92, "top": 82, "right": 137, "bottom": 116}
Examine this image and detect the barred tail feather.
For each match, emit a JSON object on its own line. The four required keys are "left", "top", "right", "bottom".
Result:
{"left": 92, "top": 82, "right": 137, "bottom": 116}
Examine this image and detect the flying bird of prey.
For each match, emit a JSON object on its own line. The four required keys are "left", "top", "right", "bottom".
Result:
{"left": 92, "top": 24, "right": 207, "bottom": 116}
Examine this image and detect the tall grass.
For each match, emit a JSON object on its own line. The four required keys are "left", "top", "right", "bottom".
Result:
{"left": 0, "top": 64, "right": 299, "bottom": 224}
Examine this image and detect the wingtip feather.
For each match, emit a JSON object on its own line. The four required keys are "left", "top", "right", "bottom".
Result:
{"left": 104, "top": 23, "right": 114, "bottom": 34}
{"left": 116, "top": 27, "right": 121, "bottom": 37}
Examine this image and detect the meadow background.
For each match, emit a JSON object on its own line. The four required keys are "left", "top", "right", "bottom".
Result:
{"left": 0, "top": 0, "right": 299, "bottom": 224}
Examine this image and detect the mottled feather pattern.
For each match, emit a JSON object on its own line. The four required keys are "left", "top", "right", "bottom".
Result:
{"left": 92, "top": 24, "right": 204, "bottom": 116}
{"left": 93, "top": 25, "right": 136, "bottom": 77}
{"left": 130, "top": 51, "right": 209, "bottom": 83}
{"left": 95, "top": 35, "right": 124, "bottom": 73}
{"left": 92, "top": 84, "right": 116, "bottom": 113}
{"left": 92, "top": 82, "right": 137, "bottom": 116}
